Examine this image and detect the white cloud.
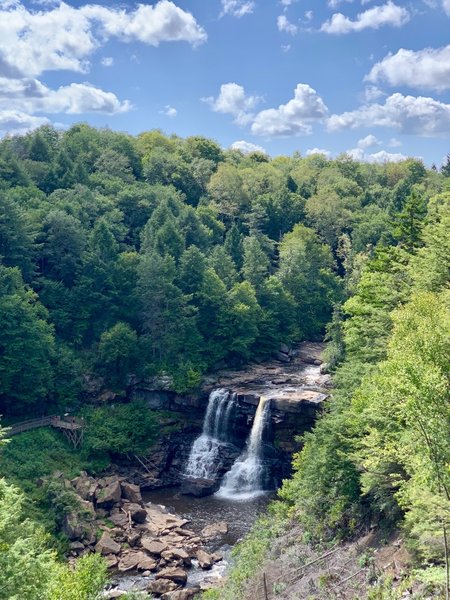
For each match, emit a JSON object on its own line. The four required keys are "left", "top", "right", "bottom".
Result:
{"left": 0, "top": 80, "right": 131, "bottom": 114}
{"left": 328, "top": 0, "right": 353, "bottom": 7}
{"left": 367, "top": 150, "right": 409, "bottom": 162}
{"left": 0, "top": 1, "right": 206, "bottom": 78}
{"left": 101, "top": 57, "right": 114, "bottom": 67}
{"left": 306, "top": 147, "right": 331, "bottom": 158}
{"left": 251, "top": 83, "right": 328, "bottom": 137}
{"left": 160, "top": 104, "right": 177, "bottom": 118}
{"left": 203, "top": 82, "right": 262, "bottom": 125}
{"left": 389, "top": 137, "right": 402, "bottom": 147}
{"left": 0, "top": 110, "right": 50, "bottom": 136}
{"left": 281, "top": 44, "right": 291, "bottom": 52}
{"left": 346, "top": 147, "right": 408, "bottom": 162}
{"left": 321, "top": 1, "right": 410, "bottom": 34}
{"left": 366, "top": 45, "right": 450, "bottom": 91}
{"left": 277, "top": 14, "right": 298, "bottom": 34}
{"left": 357, "top": 133, "right": 381, "bottom": 148}
{"left": 328, "top": 92, "right": 450, "bottom": 137}
{"left": 364, "top": 85, "right": 385, "bottom": 101}
{"left": 305, "top": 10, "right": 313, "bottom": 20}
{"left": 443, "top": 0, "right": 450, "bottom": 15}
{"left": 280, "top": 0, "right": 297, "bottom": 6}
{"left": 231, "top": 140, "right": 267, "bottom": 153}
{"left": 220, "top": 0, "right": 255, "bottom": 18}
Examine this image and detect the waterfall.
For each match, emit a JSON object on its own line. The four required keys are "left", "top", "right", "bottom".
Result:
{"left": 216, "top": 397, "right": 270, "bottom": 500}
{"left": 184, "top": 389, "right": 234, "bottom": 479}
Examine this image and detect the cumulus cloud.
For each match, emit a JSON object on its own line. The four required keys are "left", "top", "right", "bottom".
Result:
{"left": 357, "top": 133, "right": 381, "bottom": 148}
{"left": 0, "top": 110, "right": 50, "bottom": 136}
{"left": 306, "top": 148, "right": 332, "bottom": 158}
{"left": 251, "top": 84, "right": 328, "bottom": 137}
{"left": 328, "top": 92, "right": 450, "bottom": 137}
{"left": 366, "top": 45, "right": 450, "bottom": 91}
{"left": 101, "top": 57, "right": 114, "bottom": 67}
{"left": 160, "top": 104, "right": 177, "bottom": 118}
{"left": 0, "top": 1, "right": 206, "bottom": 78}
{"left": 203, "top": 83, "right": 262, "bottom": 126}
{"left": 0, "top": 81, "right": 131, "bottom": 114}
{"left": 364, "top": 85, "right": 385, "bottom": 101}
{"left": 321, "top": 1, "right": 410, "bottom": 34}
{"left": 220, "top": 0, "right": 255, "bottom": 18}
{"left": 231, "top": 140, "right": 267, "bottom": 153}
{"left": 277, "top": 14, "right": 298, "bottom": 34}
{"left": 389, "top": 137, "right": 402, "bottom": 147}
{"left": 346, "top": 147, "right": 408, "bottom": 162}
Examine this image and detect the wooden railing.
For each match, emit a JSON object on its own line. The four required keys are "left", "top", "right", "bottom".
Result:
{"left": 7, "top": 415, "right": 58, "bottom": 436}
{"left": 6, "top": 415, "right": 85, "bottom": 448}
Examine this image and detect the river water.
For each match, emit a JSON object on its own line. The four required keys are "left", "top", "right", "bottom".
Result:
{"left": 144, "top": 486, "right": 272, "bottom": 548}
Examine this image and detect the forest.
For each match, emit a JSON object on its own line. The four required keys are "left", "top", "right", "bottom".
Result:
{"left": 0, "top": 124, "right": 449, "bottom": 599}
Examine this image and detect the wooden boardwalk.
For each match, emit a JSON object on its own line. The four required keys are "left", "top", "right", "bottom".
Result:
{"left": 7, "top": 415, "right": 85, "bottom": 448}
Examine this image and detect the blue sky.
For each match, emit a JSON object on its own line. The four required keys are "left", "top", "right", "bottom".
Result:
{"left": 1, "top": 0, "right": 450, "bottom": 165}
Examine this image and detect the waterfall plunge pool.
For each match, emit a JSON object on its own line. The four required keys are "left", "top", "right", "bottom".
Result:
{"left": 142, "top": 486, "right": 273, "bottom": 548}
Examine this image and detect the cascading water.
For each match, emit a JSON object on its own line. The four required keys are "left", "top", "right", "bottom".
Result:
{"left": 184, "top": 389, "right": 234, "bottom": 479}
{"left": 216, "top": 397, "right": 270, "bottom": 500}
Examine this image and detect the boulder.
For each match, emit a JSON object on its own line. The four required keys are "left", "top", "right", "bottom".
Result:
{"left": 141, "top": 538, "right": 168, "bottom": 555}
{"left": 146, "top": 507, "right": 188, "bottom": 531}
{"left": 156, "top": 567, "right": 188, "bottom": 585}
{"left": 74, "top": 474, "right": 98, "bottom": 501}
{"left": 126, "top": 531, "right": 141, "bottom": 546}
{"left": 124, "top": 502, "right": 147, "bottom": 524}
{"left": 201, "top": 521, "right": 228, "bottom": 538}
{"left": 161, "top": 548, "right": 191, "bottom": 567}
{"left": 109, "top": 512, "right": 129, "bottom": 528}
{"left": 95, "top": 532, "right": 121, "bottom": 555}
{"left": 62, "top": 512, "right": 85, "bottom": 541}
{"left": 148, "top": 579, "right": 180, "bottom": 595}
{"left": 117, "top": 551, "right": 150, "bottom": 572}
{"left": 104, "top": 554, "right": 119, "bottom": 569}
{"left": 138, "top": 555, "right": 158, "bottom": 571}
{"left": 69, "top": 541, "right": 85, "bottom": 552}
{"left": 196, "top": 549, "right": 213, "bottom": 570}
{"left": 121, "top": 481, "right": 143, "bottom": 505}
{"left": 95, "top": 481, "right": 121, "bottom": 507}
{"left": 211, "top": 551, "right": 223, "bottom": 563}
{"left": 180, "top": 477, "right": 219, "bottom": 497}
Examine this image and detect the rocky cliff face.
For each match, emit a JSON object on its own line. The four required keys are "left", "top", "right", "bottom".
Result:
{"left": 131, "top": 342, "right": 331, "bottom": 490}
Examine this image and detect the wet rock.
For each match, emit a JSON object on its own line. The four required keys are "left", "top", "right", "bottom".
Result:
{"left": 201, "top": 521, "right": 228, "bottom": 538}
{"left": 180, "top": 477, "right": 219, "bottom": 497}
{"left": 146, "top": 506, "right": 188, "bottom": 531}
{"left": 211, "top": 551, "right": 223, "bottom": 563}
{"left": 196, "top": 549, "right": 213, "bottom": 569}
{"left": 148, "top": 579, "right": 180, "bottom": 595}
{"left": 161, "top": 548, "right": 191, "bottom": 567}
{"left": 96, "top": 481, "right": 121, "bottom": 507}
{"left": 121, "top": 481, "right": 143, "bottom": 505}
{"left": 156, "top": 567, "right": 188, "bottom": 586}
{"left": 95, "top": 532, "right": 121, "bottom": 555}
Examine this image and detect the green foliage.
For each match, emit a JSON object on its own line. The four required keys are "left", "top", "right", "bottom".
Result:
{"left": 83, "top": 401, "right": 157, "bottom": 456}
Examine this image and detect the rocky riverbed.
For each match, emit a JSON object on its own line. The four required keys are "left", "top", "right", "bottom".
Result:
{"left": 61, "top": 472, "right": 244, "bottom": 598}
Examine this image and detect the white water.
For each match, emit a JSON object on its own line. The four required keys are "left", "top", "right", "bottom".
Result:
{"left": 184, "top": 389, "right": 234, "bottom": 479}
{"left": 216, "top": 397, "right": 270, "bottom": 500}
